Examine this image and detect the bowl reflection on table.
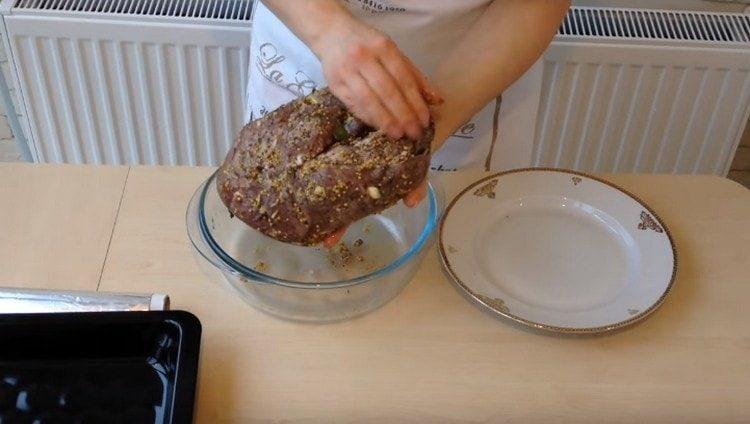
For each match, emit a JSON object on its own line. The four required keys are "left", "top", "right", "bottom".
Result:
{"left": 186, "top": 173, "right": 443, "bottom": 323}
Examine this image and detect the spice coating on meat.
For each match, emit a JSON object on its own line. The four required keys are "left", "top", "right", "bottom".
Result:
{"left": 217, "top": 88, "right": 432, "bottom": 245}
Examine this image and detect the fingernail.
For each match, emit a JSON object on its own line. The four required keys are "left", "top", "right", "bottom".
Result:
{"left": 423, "top": 88, "right": 444, "bottom": 105}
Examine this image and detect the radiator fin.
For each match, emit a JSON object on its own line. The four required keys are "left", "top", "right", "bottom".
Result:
{"left": 12, "top": 3, "right": 749, "bottom": 41}
{"left": 12, "top": 0, "right": 253, "bottom": 20}
{"left": 8, "top": 21, "right": 250, "bottom": 165}
{"left": 533, "top": 57, "right": 750, "bottom": 174}
{"left": 560, "top": 7, "right": 750, "bottom": 43}
{"left": 6, "top": 6, "right": 750, "bottom": 173}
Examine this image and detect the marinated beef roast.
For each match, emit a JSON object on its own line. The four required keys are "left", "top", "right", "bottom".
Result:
{"left": 217, "top": 88, "right": 433, "bottom": 246}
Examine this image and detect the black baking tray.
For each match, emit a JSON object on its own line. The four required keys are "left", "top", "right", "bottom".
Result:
{"left": 0, "top": 311, "right": 201, "bottom": 424}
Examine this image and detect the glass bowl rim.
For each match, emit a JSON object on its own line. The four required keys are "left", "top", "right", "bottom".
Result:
{"left": 188, "top": 172, "right": 439, "bottom": 289}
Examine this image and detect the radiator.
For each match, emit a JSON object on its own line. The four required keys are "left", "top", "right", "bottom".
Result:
{"left": 536, "top": 7, "right": 750, "bottom": 174}
{"left": 2, "top": 2, "right": 750, "bottom": 174}
{"left": 1, "top": 0, "right": 252, "bottom": 165}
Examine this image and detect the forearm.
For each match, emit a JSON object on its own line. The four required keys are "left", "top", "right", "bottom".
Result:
{"left": 431, "top": 0, "right": 570, "bottom": 148}
{"left": 262, "top": 0, "right": 352, "bottom": 57}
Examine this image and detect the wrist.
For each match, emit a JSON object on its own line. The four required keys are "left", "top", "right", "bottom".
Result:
{"left": 263, "top": 0, "right": 352, "bottom": 59}
{"left": 304, "top": 3, "right": 355, "bottom": 58}
{"left": 428, "top": 93, "right": 469, "bottom": 153}
{"left": 429, "top": 105, "right": 451, "bottom": 152}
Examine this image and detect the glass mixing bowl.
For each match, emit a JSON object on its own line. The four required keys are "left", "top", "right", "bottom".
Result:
{"left": 186, "top": 172, "right": 444, "bottom": 323}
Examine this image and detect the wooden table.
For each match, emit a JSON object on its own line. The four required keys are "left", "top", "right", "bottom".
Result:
{"left": 2, "top": 162, "right": 749, "bottom": 423}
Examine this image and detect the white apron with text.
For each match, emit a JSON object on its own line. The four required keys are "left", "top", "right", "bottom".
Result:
{"left": 246, "top": 0, "right": 542, "bottom": 171}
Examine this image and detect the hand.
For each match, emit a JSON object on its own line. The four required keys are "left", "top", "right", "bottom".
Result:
{"left": 311, "top": 14, "right": 442, "bottom": 140}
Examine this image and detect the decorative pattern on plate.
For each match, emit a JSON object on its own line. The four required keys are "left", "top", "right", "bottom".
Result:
{"left": 638, "top": 211, "right": 664, "bottom": 233}
{"left": 447, "top": 245, "right": 459, "bottom": 253}
{"left": 476, "top": 294, "right": 510, "bottom": 313}
{"left": 628, "top": 309, "right": 640, "bottom": 315}
{"left": 572, "top": 176, "right": 582, "bottom": 186}
{"left": 473, "top": 179, "right": 498, "bottom": 199}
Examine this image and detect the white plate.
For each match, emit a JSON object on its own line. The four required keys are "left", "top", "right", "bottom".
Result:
{"left": 439, "top": 169, "right": 676, "bottom": 333}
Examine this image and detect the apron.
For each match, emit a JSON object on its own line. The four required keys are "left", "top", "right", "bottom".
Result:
{"left": 245, "top": 0, "right": 542, "bottom": 171}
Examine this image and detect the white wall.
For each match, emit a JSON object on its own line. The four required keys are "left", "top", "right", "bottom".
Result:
{"left": 572, "top": 0, "right": 748, "bottom": 12}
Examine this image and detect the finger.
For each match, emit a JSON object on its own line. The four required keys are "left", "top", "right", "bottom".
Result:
{"left": 329, "top": 82, "right": 376, "bottom": 133}
{"left": 404, "top": 180, "right": 428, "bottom": 208}
{"left": 405, "top": 61, "right": 444, "bottom": 105}
{"left": 360, "top": 60, "right": 422, "bottom": 140}
{"left": 323, "top": 227, "right": 347, "bottom": 249}
{"left": 378, "top": 49, "right": 430, "bottom": 128}
{"left": 342, "top": 73, "right": 403, "bottom": 139}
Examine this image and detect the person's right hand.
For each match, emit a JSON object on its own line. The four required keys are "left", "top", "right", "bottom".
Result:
{"left": 310, "top": 14, "right": 442, "bottom": 141}
{"left": 304, "top": 10, "right": 443, "bottom": 249}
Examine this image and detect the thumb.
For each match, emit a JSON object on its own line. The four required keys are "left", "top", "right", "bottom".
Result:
{"left": 404, "top": 180, "right": 428, "bottom": 208}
